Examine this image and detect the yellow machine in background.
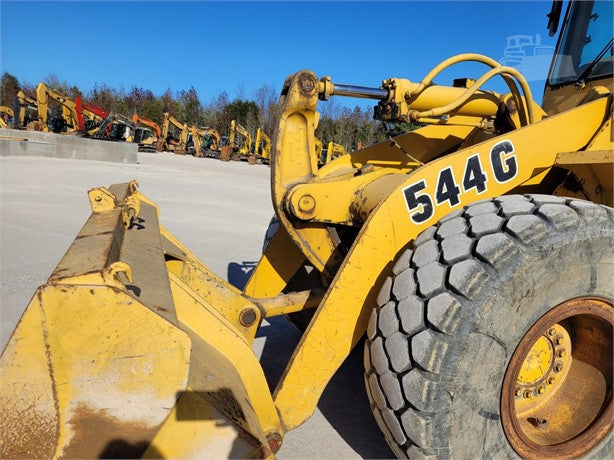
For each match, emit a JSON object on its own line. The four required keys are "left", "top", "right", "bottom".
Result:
{"left": 253, "top": 127, "right": 271, "bottom": 164}
{"left": 1, "top": 1, "right": 612, "bottom": 458}
{"left": 13, "top": 90, "right": 39, "bottom": 129}
{"left": 35, "top": 82, "right": 81, "bottom": 133}
{"left": 318, "top": 141, "right": 346, "bottom": 166}
{"left": 220, "top": 119, "right": 255, "bottom": 163}
{"left": 200, "top": 126, "right": 222, "bottom": 158}
{"left": 0, "top": 106, "right": 13, "bottom": 128}
{"left": 186, "top": 125, "right": 204, "bottom": 156}
{"left": 132, "top": 113, "right": 161, "bottom": 153}
{"left": 158, "top": 112, "right": 188, "bottom": 154}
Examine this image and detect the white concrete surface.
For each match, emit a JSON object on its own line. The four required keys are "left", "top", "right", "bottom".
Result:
{"left": 0, "top": 127, "right": 138, "bottom": 163}
{"left": 0, "top": 153, "right": 393, "bottom": 459}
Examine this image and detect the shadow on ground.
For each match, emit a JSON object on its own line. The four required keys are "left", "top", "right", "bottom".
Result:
{"left": 228, "top": 261, "right": 394, "bottom": 458}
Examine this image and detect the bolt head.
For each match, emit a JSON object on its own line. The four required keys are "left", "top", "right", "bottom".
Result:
{"left": 555, "top": 337, "right": 564, "bottom": 345}
{"left": 557, "top": 349, "right": 566, "bottom": 358}
{"left": 537, "top": 385, "right": 546, "bottom": 395}
{"left": 555, "top": 363, "right": 563, "bottom": 373}
{"left": 547, "top": 376, "right": 556, "bottom": 385}
{"left": 266, "top": 432, "right": 283, "bottom": 453}
{"left": 239, "top": 307, "right": 258, "bottom": 327}
{"left": 547, "top": 328, "right": 556, "bottom": 336}
{"left": 515, "top": 388, "right": 523, "bottom": 397}
{"left": 298, "top": 194, "right": 316, "bottom": 213}
{"left": 523, "top": 390, "right": 533, "bottom": 399}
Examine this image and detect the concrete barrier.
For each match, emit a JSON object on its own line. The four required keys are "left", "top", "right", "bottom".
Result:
{"left": 0, "top": 128, "right": 138, "bottom": 164}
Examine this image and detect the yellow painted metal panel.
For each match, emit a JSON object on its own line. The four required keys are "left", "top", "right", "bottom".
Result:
{"left": 273, "top": 97, "right": 611, "bottom": 430}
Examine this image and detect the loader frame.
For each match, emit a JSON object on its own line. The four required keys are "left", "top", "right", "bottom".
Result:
{"left": 1, "top": 10, "right": 613, "bottom": 453}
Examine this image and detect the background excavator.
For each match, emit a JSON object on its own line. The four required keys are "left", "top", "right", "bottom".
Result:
{"left": 158, "top": 112, "right": 188, "bottom": 154}
{"left": 220, "top": 119, "right": 255, "bottom": 163}
{"left": 0, "top": 1, "right": 612, "bottom": 458}
{"left": 318, "top": 141, "right": 346, "bottom": 167}
{"left": 132, "top": 113, "right": 161, "bottom": 152}
{"left": 35, "top": 82, "right": 81, "bottom": 133}
{"left": 253, "top": 127, "right": 271, "bottom": 164}
{"left": 200, "top": 126, "right": 222, "bottom": 158}
{"left": 75, "top": 96, "right": 108, "bottom": 133}
{"left": 0, "top": 106, "right": 14, "bottom": 128}
{"left": 12, "top": 90, "right": 38, "bottom": 129}
{"left": 90, "top": 112, "right": 135, "bottom": 142}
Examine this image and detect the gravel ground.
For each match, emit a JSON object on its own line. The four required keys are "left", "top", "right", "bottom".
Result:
{"left": 0, "top": 153, "right": 393, "bottom": 459}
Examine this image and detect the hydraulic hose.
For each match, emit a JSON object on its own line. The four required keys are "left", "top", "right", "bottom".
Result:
{"left": 408, "top": 53, "right": 535, "bottom": 125}
{"left": 409, "top": 65, "right": 536, "bottom": 124}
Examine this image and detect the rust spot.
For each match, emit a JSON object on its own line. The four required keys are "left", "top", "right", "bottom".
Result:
{"left": 0, "top": 395, "right": 58, "bottom": 458}
{"left": 62, "top": 404, "right": 158, "bottom": 459}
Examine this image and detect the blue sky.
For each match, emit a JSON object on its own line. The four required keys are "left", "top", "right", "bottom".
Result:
{"left": 1, "top": 1, "right": 560, "bottom": 107}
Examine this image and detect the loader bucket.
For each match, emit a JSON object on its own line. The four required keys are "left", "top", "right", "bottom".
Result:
{"left": 0, "top": 181, "right": 282, "bottom": 459}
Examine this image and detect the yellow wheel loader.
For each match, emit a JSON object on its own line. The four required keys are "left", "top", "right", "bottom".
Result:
{"left": 1, "top": 1, "right": 613, "bottom": 458}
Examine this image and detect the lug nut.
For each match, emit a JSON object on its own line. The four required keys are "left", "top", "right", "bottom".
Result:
{"left": 547, "top": 376, "right": 556, "bottom": 385}
{"left": 555, "top": 337, "right": 564, "bottom": 345}
{"left": 515, "top": 388, "right": 523, "bottom": 397}
{"left": 556, "top": 348, "right": 566, "bottom": 358}
{"left": 547, "top": 328, "right": 556, "bottom": 336}
{"left": 554, "top": 362, "right": 563, "bottom": 373}
{"left": 523, "top": 390, "right": 533, "bottom": 399}
{"left": 537, "top": 385, "right": 546, "bottom": 395}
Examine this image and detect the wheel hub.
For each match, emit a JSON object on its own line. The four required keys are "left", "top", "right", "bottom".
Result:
{"left": 515, "top": 323, "right": 572, "bottom": 411}
{"left": 501, "top": 297, "right": 613, "bottom": 458}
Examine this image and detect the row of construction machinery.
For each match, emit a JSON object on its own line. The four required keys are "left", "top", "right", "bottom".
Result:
{"left": 1, "top": 1, "right": 612, "bottom": 458}
{"left": 7, "top": 82, "right": 347, "bottom": 165}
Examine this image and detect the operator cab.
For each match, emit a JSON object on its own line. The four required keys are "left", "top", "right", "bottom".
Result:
{"left": 543, "top": 0, "right": 613, "bottom": 114}
{"left": 134, "top": 127, "right": 153, "bottom": 143}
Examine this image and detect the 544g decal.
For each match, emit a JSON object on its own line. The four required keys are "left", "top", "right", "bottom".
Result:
{"left": 403, "top": 140, "right": 518, "bottom": 224}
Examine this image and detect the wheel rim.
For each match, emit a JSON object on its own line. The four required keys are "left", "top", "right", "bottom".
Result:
{"left": 501, "top": 297, "right": 613, "bottom": 458}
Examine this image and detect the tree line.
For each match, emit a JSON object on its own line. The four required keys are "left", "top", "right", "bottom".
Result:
{"left": 1, "top": 72, "right": 392, "bottom": 150}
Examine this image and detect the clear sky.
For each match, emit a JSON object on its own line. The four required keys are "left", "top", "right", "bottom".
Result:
{"left": 1, "top": 1, "right": 560, "bottom": 108}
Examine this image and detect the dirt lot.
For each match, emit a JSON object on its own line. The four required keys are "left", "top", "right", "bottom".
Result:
{"left": 0, "top": 153, "right": 393, "bottom": 459}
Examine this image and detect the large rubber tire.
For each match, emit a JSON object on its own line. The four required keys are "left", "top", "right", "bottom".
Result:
{"left": 364, "top": 195, "right": 614, "bottom": 458}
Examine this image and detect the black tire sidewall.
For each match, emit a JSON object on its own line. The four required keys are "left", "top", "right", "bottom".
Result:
{"left": 446, "top": 229, "right": 614, "bottom": 457}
